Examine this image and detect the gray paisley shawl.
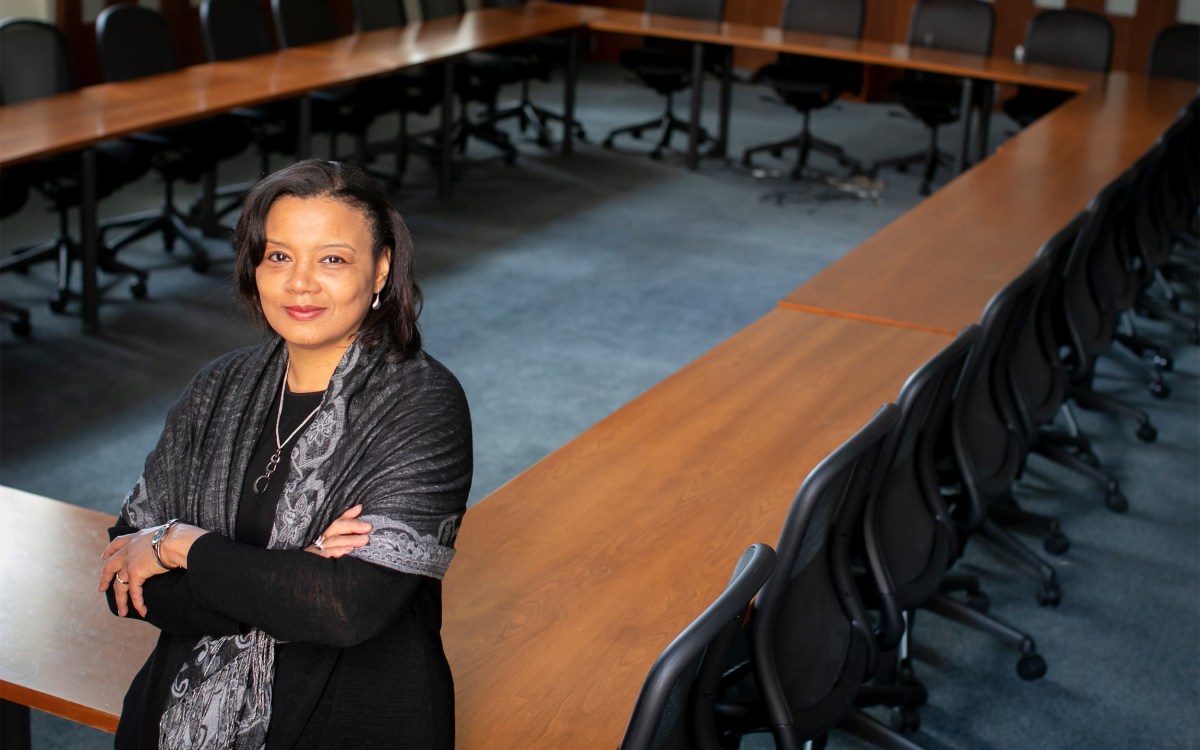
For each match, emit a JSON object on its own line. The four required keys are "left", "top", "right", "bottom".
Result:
{"left": 118, "top": 338, "right": 471, "bottom": 750}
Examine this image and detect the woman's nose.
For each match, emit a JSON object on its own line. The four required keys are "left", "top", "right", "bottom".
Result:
{"left": 286, "top": 262, "right": 319, "bottom": 293}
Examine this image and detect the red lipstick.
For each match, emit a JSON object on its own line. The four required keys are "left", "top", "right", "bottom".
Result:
{"left": 285, "top": 306, "right": 325, "bottom": 320}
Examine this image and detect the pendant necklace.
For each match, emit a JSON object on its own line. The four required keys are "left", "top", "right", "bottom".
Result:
{"left": 253, "top": 361, "right": 326, "bottom": 495}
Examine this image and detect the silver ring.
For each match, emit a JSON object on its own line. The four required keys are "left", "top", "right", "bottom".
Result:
{"left": 115, "top": 573, "right": 129, "bottom": 585}
{"left": 313, "top": 535, "right": 325, "bottom": 551}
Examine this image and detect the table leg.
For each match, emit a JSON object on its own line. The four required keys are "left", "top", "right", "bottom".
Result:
{"left": 956, "top": 77, "right": 975, "bottom": 175}
{"left": 439, "top": 61, "right": 456, "bottom": 201}
{"left": 562, "top": 31, "right": 578, "bottom": 157}
{"left": 1, "top": 699, "right": 31, "bottom": 750}
{"left": 975, "top": 81, "right": 994, "bottom": 165}
{"left": 712, "top": 46, "right": 733, "bottom": 161}
{"left": 297, "top": 96, "right": 312, "bottom": 160}
{"left": 687, "top": 43, "right": 704, "bottom": 171}
{"left": 80, "top": 147, "right": 99, "bottom": 335}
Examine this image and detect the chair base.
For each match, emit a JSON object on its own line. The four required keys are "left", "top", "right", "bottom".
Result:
{"left": 871, "top": 122, "right": 954, "bottom": 195}
{"left": 1, "top": 302, "right": 32, "bottom": 337}
{"left": 602, "top": 92, "right": 711, "bottom": 160}
{"left": 923, "top": 590, "right": 1047, "bottom": 681}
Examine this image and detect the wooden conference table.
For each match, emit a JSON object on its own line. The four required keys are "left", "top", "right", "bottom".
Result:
{"left": 779, "top": 72, "right": 1198, "bottom": 334}
{"left": 0, "top": 487, "right": 158, "bottom": 746}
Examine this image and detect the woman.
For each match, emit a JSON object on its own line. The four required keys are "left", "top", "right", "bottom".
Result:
{"left": 97, "top": 159, "right": 471, "bottom": 749}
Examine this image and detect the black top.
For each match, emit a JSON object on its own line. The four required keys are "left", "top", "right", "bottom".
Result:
{"left": 109, "top": 386, "right": 456, "bottom": 749}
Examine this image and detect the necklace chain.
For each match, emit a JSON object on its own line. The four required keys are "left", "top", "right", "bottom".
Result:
{"left": 253, "top": 361, "right": 326, "bottom": 495}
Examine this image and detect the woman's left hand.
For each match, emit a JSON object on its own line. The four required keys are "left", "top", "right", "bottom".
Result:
{"left": 99, "top": 523, "right": 206, "bottom": 618}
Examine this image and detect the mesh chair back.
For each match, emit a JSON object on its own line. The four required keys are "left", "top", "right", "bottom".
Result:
{"left": 1009, "top": 214, "right": 1086, "bottom": 441}
{"left": 950, "top": 254, "right": 1050, "bottom": 529}
{"left": 863, "top": 327, "right": 977, "bottom": 644}
{"left": 620, "top": 544, "right": 776, "bottom": 750}
{"left": 747, "top": 404, "right": 900, "bottom": 742}
{"left": 272, "top": 0, "right": 338, "bottom": 47}
{"left": 1024, "top": 9, "right": 1113, "bottom": 73}
{"left": 201, "top": 0, "right": 275, "bottom": 61}
{"left": 95, "top": 4, "right": 177, "bottom": 81}
{"left": 0, "top": 19, "right": 75, "bottom": 104}
{"left": 1148, "top": 23, "right": 1200, "bottom": 80}
{"left": 908, "top": 0, "right": 994, "bottom": 55}
{"left": 420, "top": 0, "right": 467, "bottom": 21}
{"left": 354, "top": 0, "right": 407, "bottom": 32}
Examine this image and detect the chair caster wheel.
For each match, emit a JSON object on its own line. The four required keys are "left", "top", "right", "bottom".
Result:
{"left": 1043, "top": 532, "right": 1070, "bottom": 556}
{"left": 1137, "top": 423, "right": 1157, "bottom": 443}
{"left": 1017, "top": 653, "right": 1047, "bottom": 681}
{"left": 890, "top": 708, "right": 920, "bottom": 733}
{"left": 1105, "top": 491, "right": 1129, "bottom": 513}
{"left": 631, "top": 129, "right": 643, "bottom": 139}
{"left": 9, "top": 318, "right": 31, "bottom": 337}
{"left": 602, "top": 138, "right": 615, "bottom": 150}
{"left": 1149, "top": 380, "right": 1170, "bottom": 399}
{"left": 649, "top": 150, "right": 663, "bottom": 161}
{"left": 769, "top": 148, "right": 783, "bottom": 158}
{"left": 48, "top": 294, "right": 68, "bottom": 314}
{"left": 966, "top": 591, "right": 990, "bottom": 613}
{"left": 1151, "top": 351, "right": 1173, "bottom": 371}
{"left": 1036, "top": 581, "right": 1061, "bottom": 607}
{"left": 1078, "top": 449, "right": 1101, "bottom": 468}
{"left": 131, "top": 280, "right": 148, "bottom": 300}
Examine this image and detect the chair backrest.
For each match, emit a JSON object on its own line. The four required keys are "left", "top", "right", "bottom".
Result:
{"left": 646, "top": 0, "right": 724, "bottom": 23}
{"left": 780, "top": 0, "right": 864, "bottom": 38}
{"left": 201, "top": 0, "right": 275, "bottom": 61}
{"left": 419, "top": 0, "right": 466, "bottom": 21}
{"left": 1056, "top": 172, "right": 1133, "bottom": 377}
{"left": 0, "top": 18, "right": 76, "bottom": 105}
{"left": 95, "top": 4, "right": 177, "bottom": 82}
{"left": 1148, "top": 23, "right": 1200, "bottom": 80}
{"left": 861, "top": 326, "right": 978, "bottom": 649}
{"left": 272, "top": 0, "right": 338, "bottom": 47}
{"left": 1023, "top": 9, "right": 1113, "bottom": 73}
{"left": 908, "top": 0, "right": 994, "bottom": 56}
{"left": 1008, "top": 213, "right": 1086, "bottom": 443}
{"left": 620, "top": 544, "right": 776, "bottom": 750}
{"left": 949, "top": 253, "right": 1051, "bottom": 530}
{"left": 354, "top": 0, "right": 407, "bottom": 32}
{"left": 746, "top": 404, "right": 900, "bottom": 743}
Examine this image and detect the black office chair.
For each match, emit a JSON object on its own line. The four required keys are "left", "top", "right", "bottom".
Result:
{"left": 418, "top": 0, "right": 531, "bottom": 164}
{"left": 619, "top": 543, "right": 776, "bottom": 750}
{"left": 95, "top": 4, "right": 253, "bottom": 273}
{"left": 946, "top": 252, "right": 1066, "bottom": 606}
{"left": 871, "top": 0, "right": 995, "bottom": 195}
{"left": 1148, "top": 23, "right": 1200, "bottom": 81}
{"left": 0, "top": 17, "right": 152, "bottom": 312}
{"left": 716, "top": 405, "right": 926, "bottom": 750}
{"left": 271, "top": 0, "right": 397, "bottom": 169}
{"left": 601, "top": 0, "right": 727, "bottom": 161}
{"left": 1002, "top": 9, "right": 1113, "bottom": 128}
{"left": 856, "top": 325, "right": 1046, "bottom": 734}
{"left": 350, "top": 0, "right": 445, "bottom": 184}
{"left": 480, "top": 0, "right": 584, "bottom": 149}
{"left": 741, "top": 0, "right": 866, "bottom": 180}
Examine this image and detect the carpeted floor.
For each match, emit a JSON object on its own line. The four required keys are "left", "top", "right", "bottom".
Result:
{"left": 1, "top": 62, "right": 1197, "bottom": 750}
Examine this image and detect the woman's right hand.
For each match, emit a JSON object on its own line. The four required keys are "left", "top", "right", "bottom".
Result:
{"left": 305, "top": 504, "right": 372, "bottom": 558}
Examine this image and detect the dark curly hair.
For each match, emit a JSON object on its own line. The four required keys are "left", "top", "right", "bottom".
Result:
{"left": 233, "top": 160, "right": 422, "bottom": 359}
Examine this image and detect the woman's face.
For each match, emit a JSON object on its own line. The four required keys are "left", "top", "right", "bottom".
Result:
{"left": 256, "top": 195, "right": 390, "bottom": 358}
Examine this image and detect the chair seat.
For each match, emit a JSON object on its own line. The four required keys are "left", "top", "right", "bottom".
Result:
{"left": 33, "top": 140, "right": 153, "bottom": 207}
{"left": 618, "top": 45, "right": 693, "bottom": 95}
{"left": 889, "top": 76, "right": 963, "bottom": 126}
{"left": 757, "top": 62, "right": 843, "bottom": 110}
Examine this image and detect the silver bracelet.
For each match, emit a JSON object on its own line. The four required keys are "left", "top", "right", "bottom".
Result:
{"left": 151, "top": 518, "right": 182, "bottom": 570}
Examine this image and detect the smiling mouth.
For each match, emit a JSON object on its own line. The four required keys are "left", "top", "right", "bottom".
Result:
{"left": 285, "top": 306, "right": 325, "bottom": 320}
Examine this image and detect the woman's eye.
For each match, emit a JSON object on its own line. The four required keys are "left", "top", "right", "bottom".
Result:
{"left": 321, "top": 256, "right": 346, "bottom": 264}
{"left": 266, "top": 251, "right": 289, "bottom": 262}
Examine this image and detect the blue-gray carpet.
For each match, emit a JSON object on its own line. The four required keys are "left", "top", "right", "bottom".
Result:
{"left": 1, "top": 62, "right": 1196, "bottom": 749}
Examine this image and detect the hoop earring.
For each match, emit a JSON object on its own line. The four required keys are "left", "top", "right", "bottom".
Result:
{"left": 371, "top": 291, "right": 382, "bottom": 311}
